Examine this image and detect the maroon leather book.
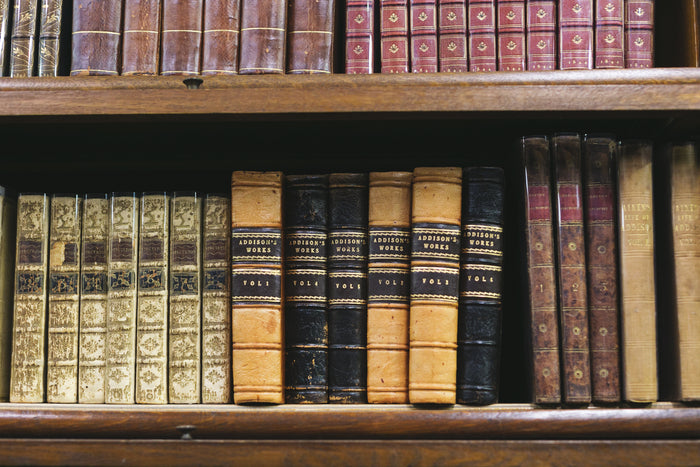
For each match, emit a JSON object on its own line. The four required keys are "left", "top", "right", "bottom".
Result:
{"left": 121, "top": 0, "right": 162, "bottom": 75}
{"left": 595, "top": 0, "right": 623, "bottom": 68}
{"left": 71, "top": 0, "right": 123, "bottom": 75}
{"left": 287, "top": 0, "right": 335, "bottom": 73}
{"left": 583, "top": 134, "right": 621, "bottom": 404}
{"left": 345, "top": 0, "right": 374, "bottom": 73}
{"left": 552, "top": 133, "right": 592, "bottom": 405}
{"left": 201, "top": 0, "right": 240, "bottom": 74}
{"left": 380, "top": 0, "right": 410, "bottom": 72}
{"left": 239, "top": 0, "right": 286, "bottom": 73}
{"left": 410, "top": 0, "right": 438, "bottom": 72}
{"left": 160, "top": 0, "right": 203, "bottom": 75}
{"left": 559, "top": 0, "right": 593, "bottom": 69}
{"left": 438, "top": 0, "right": 467, "bottom": 71}
{"left": 9, "top": 0, "right": 38, "bottom": 76}
{"left": 497, "top": 0, "right": 525, "bottom": 70}
{"left": 526, "top": 0, "right": 556, "bottom": 70}
{"left": 625, "top": 0, "right": 653, "bottom": 68}
{"left": 468, "top": 0, "right": 496, "bottom": 71}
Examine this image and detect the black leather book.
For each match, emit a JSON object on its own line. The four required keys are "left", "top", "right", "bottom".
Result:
{"left": 284, "top": 175, "right": 329, "bottom": 403}
{"left": 457, "top": 167, "right": 505, "bottom": 405}
{"left": 328, "top": 173, "right": 369, "bottom": 403}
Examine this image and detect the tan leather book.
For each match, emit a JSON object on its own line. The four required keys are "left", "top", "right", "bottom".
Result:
{"left": 409, "top": 167, "right": 462, "bottom": 404}
{"left": 231, "top": 172, "right": 284, "bottom": 404}
{"left": 9, "top": 0, "right": 39, "bottom": 76}
{"left": 10, "top": 193, "right": 49, "bottom": 403}
{"left": 617, "top": 140, "right": 657, "bottom": 403}
{"left": 0, "top": 189, "right": 15, "bottom": 401}
{"left": 46, "top": 194, "right": 82, "bottom": 403}
{"left": 367, "top": 171, "right": 412, "bottom": 404}
{"left": 135, "top": 193, "right": 170, "bottom": 404}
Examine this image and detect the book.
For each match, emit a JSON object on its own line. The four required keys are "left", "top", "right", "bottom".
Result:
{"left": 231, "top": 173, "right": 283, "bottom": 404}
{"left": 121, "top": 0, "right": 162, "bottom": 75}
{"left": 366, "top": 171, "right": 412, "bottom": 404}
{"left": 552, "top": 133, "right": 591, "bottom": 405}
{"left": 0, "top": 188, "right": 15, "bottom": 401}
{"left": 380, "top": 0, "right": 410, "bottom": 72}
{"left": 595, "top": 0, "right": 624, "bottom": 68}
{"left": 582, "top": 134, "right": 621, "bottom": 404}
{"left": 284, "top": 174, "right": 329, "bottom": 403}
{"left": 559, "top": 0, "right": 593, "bottom": 69}
{"left": 409, "top": 167, "right": 462, "bottom": 404}
{"left": 9, "top": 0, "right": 39, "bottom": 76}
{"left": 345, "top": 0, "right": 374, "bottom": 73}
{"left": 169, "top": 192, "right": 203, "bottom": 403}
{"left": 526, "top": 0, "right": 556, "bottom": 70}
{"left": 201, "top": 0, "right": 240, "bottom": 74}
{"left": 287, "top": 0, "right": 335, "bottom": 73}
{"left": 10, "top": 193, "right": 49, "bottom": 403}
{"left": 468, "top": 0, "right": 497, "bottom": 71}
{"left": 457, "top": 167, "right": 505, "bottom": 405}
{"left": 160, "top": 0, "right": 203, "bottom": 75}
{"left": 617, "top": 139, "right": 657, "bottom": 403}
{"left": 624, "top": 0, "right": 654, "bottom": 68}
{"left": 497, "top": 0, "right": 526, "bottom": 70}
{"left": 410, "top": 0, "right": 439, "bottom": 72}
{"left": 70, "top": 0, "right": 123, "bottom": 75}
{"left": 438, "top": 0, "right": 467, "bottom": 71}
{"left": 0, "top": 0, "right": 12, "bottom": 75}
{"left": 36, "top": 0, "right": 64, "bottom": 75}
{"left": 238, "top": 0, "right": 286, "bottom": 73}
{"left": 202, "top": 193, "right": 232, "bottom": 403}
{"left": 46, "top": 194, "right": 82, "bottom": 403}
{"left": 135, "top": 192, "right": 170, "bottom": 404}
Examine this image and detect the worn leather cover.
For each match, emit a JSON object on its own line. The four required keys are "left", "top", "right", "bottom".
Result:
{"left": 160, "top": 0, "right": 203, "bottom": 75}
{"left": 121, "top": 0, "right": 161, "bottom": 75}
{"left": 201, "top": 0, "right": 240, "bottom": 74}
{"left": 583, "top": 135, "right": 621, "bottom": 404}
{"left": 0, "top": 0, "right": 11, "bottom": 75}
{"left": 468, "top": 0, "right": 496, "bottom": 71}
{"left": 497, "top": 0, "right": 525, "bottom": 70}
{"left": 231, "top": 172, "right": 284, "bottom": 404}
{"left": 284, "top": 175, "right": 329, "bottom": 403}
{"left": 345, "top": 0, "right": 374, "bottom": 73}
{"left": 37, "top": 0, "right": 63, "bottom": 75}
{"left": 410, "top": 0, "right": 438, "bottom": 72}
{"left": 239, "top": 0, "right": 286, "bottom": 73}
{"left": 409, "top": 167, "right": 461, "bottom": 404}
{"left": 625, "top": 0, "right": 653, "bottom": 68}
{"left": 0, "top": 190, "right": 15, "bottom": 401}
{"left": 287, "top": 0, "right": 335, "bottom": 73}
{"left": 71, "top": 0, "right": 123, "bottom": 75}
{"left": 380, "top": 0, "right": 410, "bottom": 72}
{"left": 595, "top": 0, "right": 623, "bottom": 68}
{"left": 9, "top": 0, "right": 38, "bottom": 76}
{"left": 438, "top": 0, "right": 467, "bottom": 71}
{"left": 526, "top": 0, "right": 555, "bottom": 70}
{"left": 559, "top": 0, "right": 593, "bottom": 69}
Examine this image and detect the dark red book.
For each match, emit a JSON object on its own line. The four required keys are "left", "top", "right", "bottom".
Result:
{"left": 410, "top": 0, "right": 438, "bottom": 72}
{"left": 595, "top": 0, "right": 623, "bottom": 68}
{"left": 625, "top": 0, "right": 653, "bottom": 68}
{"left": 346, "top": 0, "right": 375, "bottom": 73}
{"left": 380, "top": 0, "right": 410, "bottom": 72}
{"left": 287, "top": 0, "right": 335, "bottom": 73}
{"left": 201, "top": 0, "right": 240, "bottom": 74}
{"left": 160, "top": 0, "right": 203, "bottom": 75}
{"left": 559, "top": 0, "right": 593, "bottom": 69}
{"left": 497, "top": 0, "right": 525, "bottom": 70}
{"left": 526, "top": 0, "right": 556, "bottom": 70}
{"left": 468, "top": 0, "right": 496, "bottom": 71}
{"left": 438, "top": 0, "right": 467, "bottom": 71}
{"left": 121, "top": 0, "right": 162, "bottom": 75}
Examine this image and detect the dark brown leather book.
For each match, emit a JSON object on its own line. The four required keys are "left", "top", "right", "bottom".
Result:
{"left": 239, "top": 0, "right": 286, "bottom": 74}
{"left": 121, "top": 0, "right": 162, "bottom": 75}
{"left": 287, "top": 0, "right": 335, "bottom": 73}
{"left": 595, "top": 0, "right": 623, "bottom": 68}
{"left": 345, "top": 0, "right": 374, "bottom": 73}
{"left": 37, "top": 0, "right": 64, "bottom": 76}
{"left": 0, "top": 0, "right": 12, "bottom": 75}
{"left": 71, "top": 0, "right": 123, "bottom": 75}
{"left": 9, "top": 0, "right": 39, "bottom": 76}
{"left": 201, "top": 0, "right": 240, "bottom": 74}
{"left": 0, "top": 188, "right": 15, "bottom": 401}
{"left": 160, "top": 0, "right": 203, "bottom": 75}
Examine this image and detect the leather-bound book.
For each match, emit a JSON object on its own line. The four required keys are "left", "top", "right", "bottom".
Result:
{"left": 410, "top": 0, "right": 438, "bottom": 72}
{"left": 583, "top": 135, "right": 621, "bottom": 404}
{"left": 239, "top": 0, "right": 286, "bottom": 73}
{"left": 284, "top": 175, "right": 329, "bottom": 403}
{"left": 380, "top": 0, "right": 410, "bottom": 72}
{"left": 526, "top": 0, "right": 556, "bottom": 71}
{"left": 78, "top": 194, "right": 109, "bottom": 404}
{"left": 457, "top": 167, "right": 504, "bottom": 405}
{"left": 497, "top": 0, "right": 526, "bottom": 70}
{"left": 624, "top": 0, "right": 653, "bottom": 68}
{"left": 367, "top": 172, "right": 411, "bottom": 404}
{"left": 0, "top": 188, "right": 15, "bottom": 401}
{"left": 409, "top": 167, "right": 461, "bottom": 404}
{"left": 328, "top": 173, "right": 368, "bottom": 404}
{"left": 468, "top": 0, "right": 496, "bottom": 71}
{"left": 345, "top": 0, "right": 374, "bottom": 73}
{"left": 231, "top": 172, "right": 284, "bottom": 405}
{"left": 559, "top": 0, "right": 593, "bottom": 69}
{"left": 10, "top": 193, "right": 49, "bottom": 403}
{"left": 169, "top": 192, "right": 203, "bottom": 403}
{"left": 617, "top": 139, "right": 657, "bottom": 403}
{"left": 201, "top": 0, "right": 240, "bottom": 74}
{"left": 438, "top": 0, "right": 467, "bottom": 71}
{"left": 202, "top": 194, "right": 232, "bottom": 403}
{"left": 595, "top": 0, "right": 623, "bottom": 68}
{"left": 105, "top": 193, "right": 139, "bottom": 404}
{"left": 121, "top": 0, "right": 162, "bottom": 75}
{"left": 9, "top": 0, "right": 39, "bottom": 76}
{"left": 46, "top": 194, "right": 82, "bottom": 403}
{"left": 37, "top": 0, "right": 64, "bottom": 75}
{"left": 287, "top": 0, "right": 334, "bottom": 73}
{"left": 160, "top": 0, "right": 203, "bottom": 75}
{"left": 71, "top": 0, "right": 123, "bottom": 75}
{"left": 0, "top": 0, "right": 12, "bottom": 75}
{"left": 135, "top": 193, "right": 170, "bottom": 404}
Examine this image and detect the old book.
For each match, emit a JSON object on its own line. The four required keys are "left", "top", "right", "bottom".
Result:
{"left": 201, "top": 0, "right": 240, "bottom": 74}
{"left": 10, "top": 193, "right": 49, "bottom": 403}
{"left": 46, "top": 194, "right": 82, "bottom": 403}
{"left": 526, "top": 0, "right": 556, "bottom": 70}
{"left": 438, "top": 0, "right": 467, "bottom": 71}
{"left": 9, "top": 0, "right": 39, "bottom": 76}
{"left": 121, "top": 0, "right": 162, "bottom": 75}
{"left": 0, "top": 0, "right": 12, "bottom": 75}
{"left": 457, "top": 167, "right": 505, "bottom": 405}
{"left": 238, "top": 0, "right": 286, "bottom": 73}
{"left": 284, "top": 175, "right": 329, "bottom": 403}
{"left": 595, "top": 0, "right": 624, "bottom": 68}
{"left": 367, "top": 171, "right": 411, "bottom": 404}
{"left": 559, "top": 0, "right": 593, "bottom": 69}
{"left": 468, "top": 0, "right": 496, "bottom": 71}
{"left": 0, "top": 188, "right": 15, "bottom": 401}
{"left": 70, "top": 0, "right": 123, "bottom": 75}
{"left": 345, "top": 0, "right": 374, "bottom": 73}
{"left": 78, "top": 194, "right": 109, "bottom": 404}
{"left": 583, "top": 135, "right": 621, "bottom": 404}
{"left": 617, "top": 139, "right": 657, "bottom": 403}
{"left": 410, "top": 0, "right": 438, "bottom": 72}
{"left": 380, "top": 0, "right": 410, "bottom": 72}
{"left": 409, "top": 167, "right": 462, "bottom": 404}
{"left": 287, "top": 0, "right": 335, "bottom": 73}
{"left": 135, "top": 192, "right": 170, "bottom": 404}
{"left": 624, "top": 0, "right": 653, "bottom": 68}
{"left": 497, "top": 0, "right": 526, "bottom": 70}
{"left": 36, "top": 0, "right": 64, "bottom": 75}
{"left": 105, "top": 193, "right": 139, "bottom": 404}
{"left": 202, "top": 193, "right": 232, "bottom": 403}
{"left": 552, "top": 133, "right": 591, "bottom": 405}
{"left": 169, "top": 192, "right": 203, "bottom": 404}
{"left": 521, "top": 136, "right": 561, "bottom": 405}
{"left": 231, "top": 172, "right": 283, "bottom": 404}
{"left": 160, "top": 0, "right": 203, "bottom": 75}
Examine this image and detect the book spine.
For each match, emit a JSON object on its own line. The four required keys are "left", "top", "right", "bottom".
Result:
{"left": 284, "top": 175, "right": 329, "bottom": 403}
{"left": 409, "top": 167, "right": 462, "bottom": 404}
{"left": 36, "top": 0, "right": 63, "bottom": 76}
{"left": 121, "top": 0, "right": 162, "bottom": 75}
{"left": 457, "top": 167, "right": 504, "bottom": 405}
{"left": 106, "top": 193, "right": 139, "bottom": 404}
{"left": 46, "top": 194, "right": 82, "bottom": 403}
{"left": 287, "top": 0, "right": 335, "bottom": 73}
{"left": 239, "top": 0, "right": 286, "bottom": 74}
{"left": 624, "top": 0, "right": 653, "bottom": 68}
{"left": 497, "top": 0, "right": 526, "bottom": 70}
{"left": 160, "top": 0, "right": 203, "bottom": 75}
{"left": 583, "top": 135, "right": 621, "bottom": 404}
{"left": 559, "top": 0, "right": 593, "bottom": 69}
{"left": 345, "top": 0, "right": 374, "bottom": 73}
{"left": 169, "top": 192, "right": 203, "bottom": 403}
{"left": 9, "top": 0, "right": 39, "bottom": 76}
{"left": 438, "top": 0, "right": 467, "bottom": 71}
{"left": 78, "top": 194, "right": 109, "bottom": 404}
{"left": 468, "top": 0, "right": 496, "bottom": 71}
{"left": 0, "top": 191, "right": 16, "bottom": 401}
{"left": 410, "top": 0, "right": 438, "bottom": 72}
{"left": 367, "top": 171, "right": 412, "bottom": 404}
{"left": 201, "top": 0, "right": 240, "bottom": 74}
{"left": 0, "top": 0, "right": 12, "bottom": 75}
{"left": 595, "top": 0, "right": 623, "bottom": 68}
{"left": 526, "top": 0, "right": 556, "bottom": 71}
{"left": 380, "top": 0, "right": 410, "bottom": 72}
{"left": 202, "top": 194, "right": 232, "bottom": 403}
{"left": 9, "top": 193, "right": 49, "bottom": 403}
{"left": 135, "top": 193, "right": 170, "bottom": 404}
{"left": 70, "top": 0, "right": 123, "bottom": 75}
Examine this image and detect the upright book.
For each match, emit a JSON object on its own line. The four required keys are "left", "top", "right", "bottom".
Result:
{"left": 497, "top": 0, "right": 526, "bottom": 70}
{"left": 624, "top": 0, "right": 653, "bottom": 68}
{"left": 594, "top": 0, "right": 624, "bottom": 68}
{"left": 526, "top": 0, "right": 556, "bottom": 71}
{"left": 0, "top": 188, "right": 15, "bottom": 401}
{"left": 287, "top": 0, "right": 335, "bottom": 73}
{"left": 160, "top": 0, "right": 203, "bottom": 75}
{"left": 438, "top": 0, "right": 467, "bottom": 71}
{"left": 201, "top": 0, "right": 240, "bottom": 74}
{"left": 380, "top": 0, "right": 410, "bottom": 72}
{"left": 121, "top": 0, "right": 162, "bottom": 74}
{"left": 238, "top": 0, "right": 286, "bottom": 73}
{"left": 345, "top": 0, "right": 374, "bottom": 73}
{"left": 410, "top": 0, "right": 439, "bottom": 72}
{"left": 468, "top": 0, "right": 496, "bottom": 71}
{"left": 71, "top": 0, "right": 123, "bottom": 75}
{"left": 9, "top": 0, "right": 39, "bottom": 76}
{"left": 0, "top": 0, "right": 11, "bottom": 75}
{"left": 37, "top": 0, "right": 65, "bottom": 75}
{"left": 559, "top": 0, "right": 593, "bottom": 69}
